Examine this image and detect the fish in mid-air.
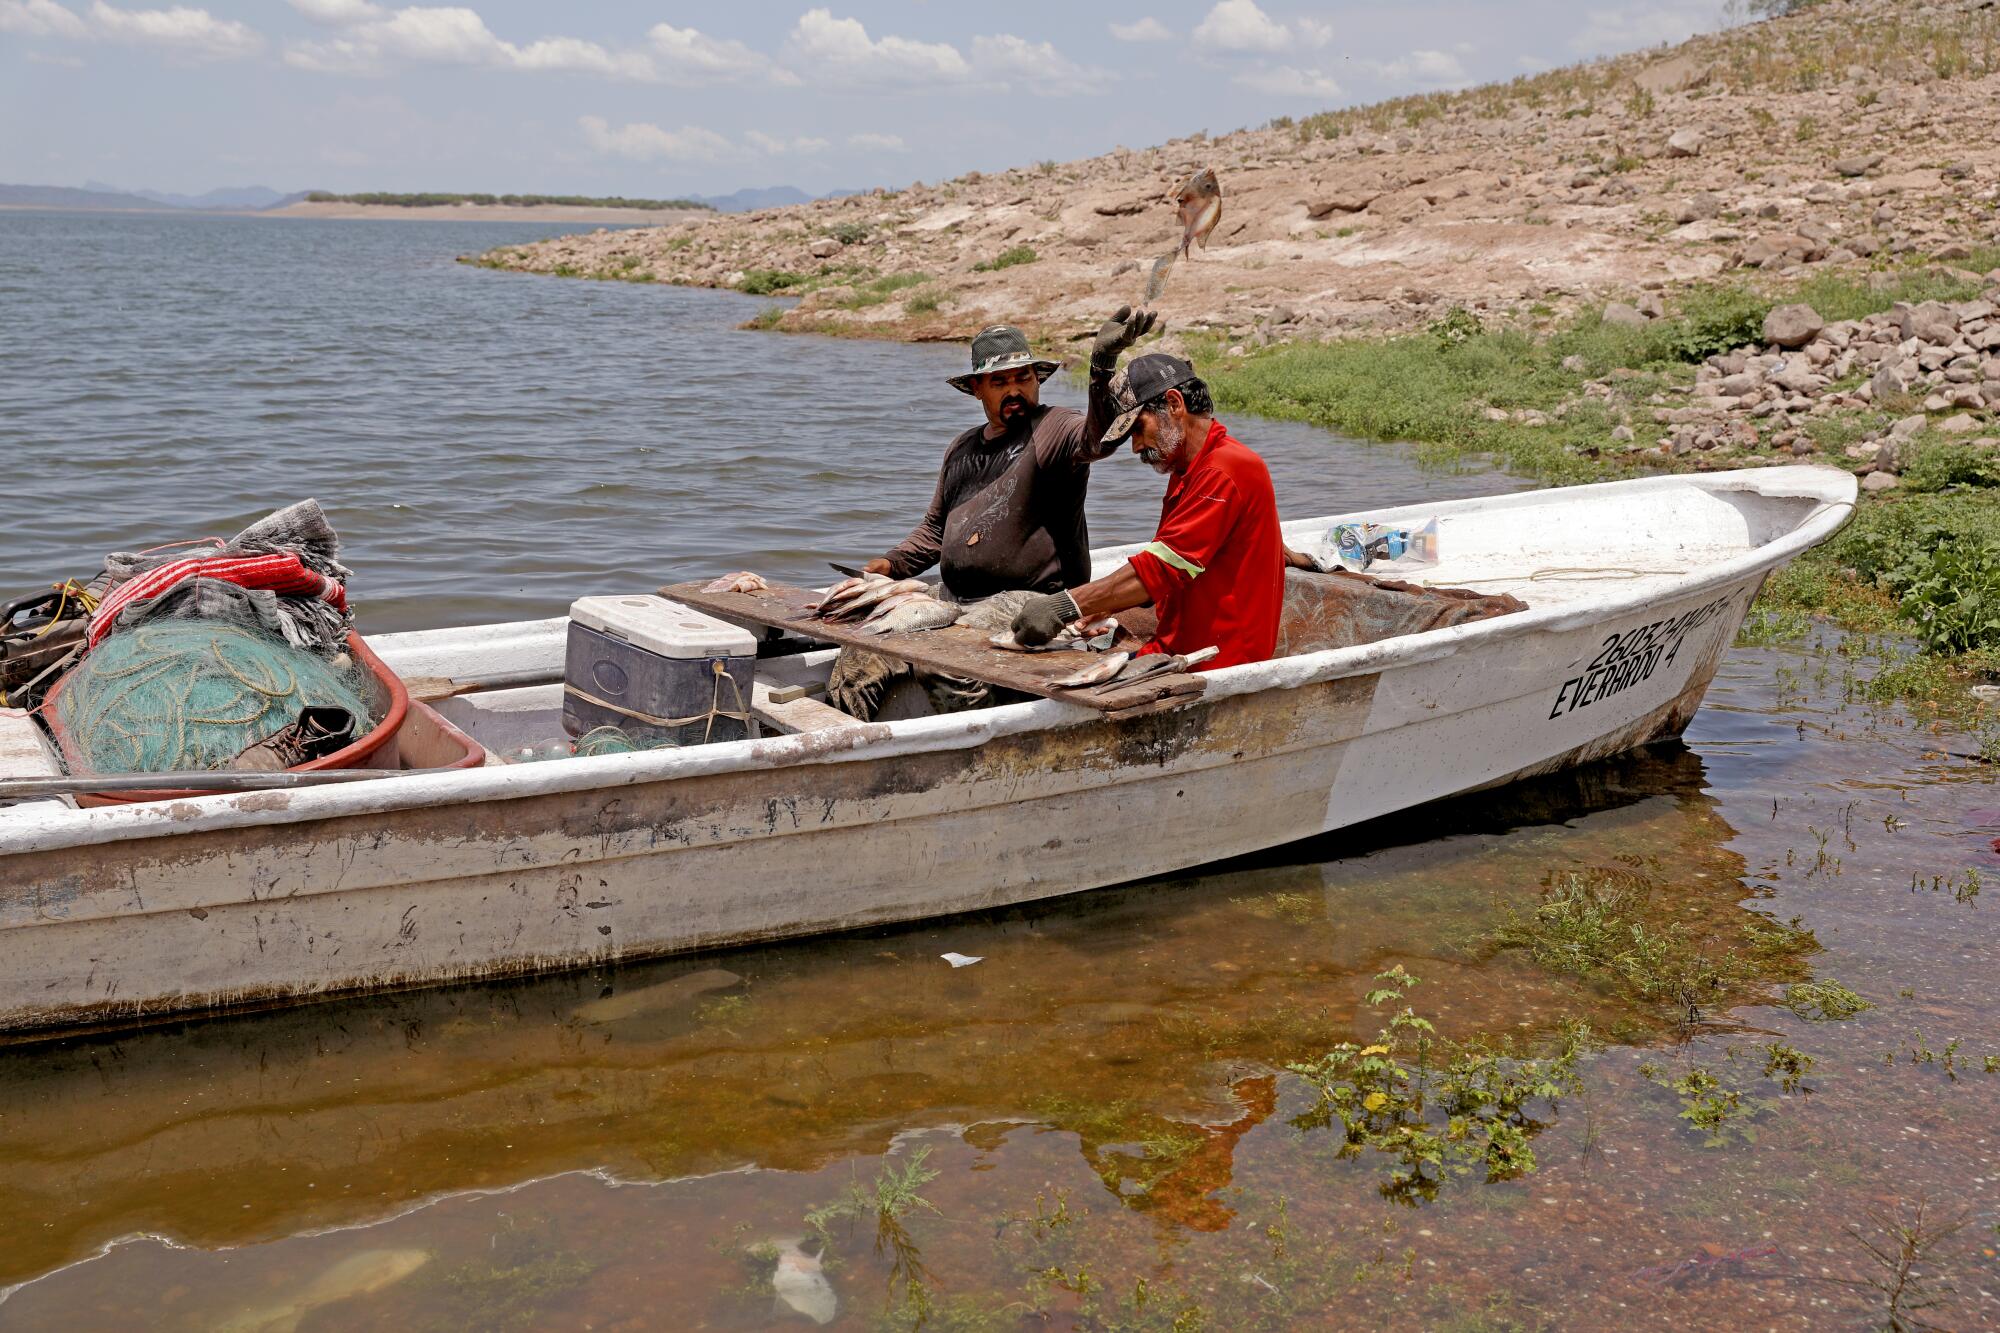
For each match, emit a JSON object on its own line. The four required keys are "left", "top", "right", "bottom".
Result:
{"left": 1140, "top": 165, "right": 1221, "bottom": 302}
{"left": 1175, "top": 166, "right": 1222, "bottom": 258}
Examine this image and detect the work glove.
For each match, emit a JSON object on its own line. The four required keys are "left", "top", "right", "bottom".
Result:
{"left": 1091, "top": 305, "right": 1160, "bottom": 370}
{"left": 1011, "top": 590, "right": 1081, "bottom": 647}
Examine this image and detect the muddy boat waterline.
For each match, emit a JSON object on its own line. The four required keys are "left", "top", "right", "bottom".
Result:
{"left": 0, "top": 466, "right": 1855, "bottom": 1037}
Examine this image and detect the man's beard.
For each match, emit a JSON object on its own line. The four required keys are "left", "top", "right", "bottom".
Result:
{"left": 1139, "top": 412, "right": 1184, "bottom": 474}
{"left": 999, "top": 394, "right": 1030, "bottom": 420}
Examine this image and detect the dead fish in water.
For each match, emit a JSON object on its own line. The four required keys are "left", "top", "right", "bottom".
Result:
{"left": 573, "top": 967, "right": 743, "bottom": 1024}
{"left": 219, "top": 1249, "right": 431, "bottom": 1333}
{"left": 1054, "top": 652, "right": 1131, "bottom": 689}
{"left": 1175, "top": 166, "right": 1222, "bottom": 258}
{"left": 768, "top": 1236, "right": 837, "bottom": 1325}
{"left": 862, "top": 596, "right": 961, "bottom": 635}
{"left": 702, "top": 571, "right": 769, "bottom": 594}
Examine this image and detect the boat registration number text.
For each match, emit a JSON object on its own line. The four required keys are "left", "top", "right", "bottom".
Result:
{"left": 1548, "top": 593, "right": 1734, "bottom": 719}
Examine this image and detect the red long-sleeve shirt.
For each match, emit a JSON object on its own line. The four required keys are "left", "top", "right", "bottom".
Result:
{"left": 1126, "top": 419, "right": 1284, "bottom": 669}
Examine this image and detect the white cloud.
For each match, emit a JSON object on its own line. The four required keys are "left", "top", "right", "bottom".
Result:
{"left": 847, "top": 132, "right": 906, "bottom": 152}
{"left": 25, "top": 46, "right": 84, "bottom": 63}
{"left": 88, "top": 1, "right": 261, "bottom": 58}
{"left": 649, "top": 21, "right": 795, "bottom": 86}
{"left": 287, "top": 0, "right": 380, "bottom": 23}
{"left": 286, "top": 5, "right": 659, "bottom": 80}
{"left": 365, "top": 7, "right": 500, "bottom": 62}
{"left": 1241, "top": 65, "right": 1340, "bottom": 98}
{"left": 784, "top": 8, "right": 969, "bottom": 87}
{"left": 579, "top": 115, "right": 732, "bottom": 163}
{"left": 1109, "top": 16, "right": 1170, "bottom": 42}
{"left": 971, "top": 32, "right": 1107, "bottom": 95}
{"left": 1193, "top": 0, "right": 1288, "bottom": 53}
{"left": 1570, "top": 2, "right": 1730, "bottom": 54}
{"left": 1297, "top": 17, "right": 1332, "bottom": 48}
{"left": 1372, "top": 48, "right": 1467, "bottom": 84}
{"left": 745, "top": 129, "right": 829, "bottom": 154}
{"left": 513, "top": 35, "right": 654, "bottom": 79}
{"left": 0, "top": 0, "right": 88, "bottom": 37}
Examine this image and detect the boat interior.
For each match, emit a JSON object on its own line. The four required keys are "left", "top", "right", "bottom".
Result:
{"left": 0, "top": 470, "right": 1847, "bottom": 805}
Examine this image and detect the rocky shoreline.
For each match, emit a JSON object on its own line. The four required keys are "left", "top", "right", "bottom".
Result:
{"left": 471, "top": 0, "right": 2000, "bottom": 358}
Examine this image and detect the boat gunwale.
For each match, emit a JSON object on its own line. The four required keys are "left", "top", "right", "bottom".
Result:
{"left": 0, "top": 466, "right": 1856, "bottom": 856}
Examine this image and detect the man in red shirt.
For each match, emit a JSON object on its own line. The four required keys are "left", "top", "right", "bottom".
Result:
{"left": 1008, "top": 353, "right": 1288, "bottom": 668}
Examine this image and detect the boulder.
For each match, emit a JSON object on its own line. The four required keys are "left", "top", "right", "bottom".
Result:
{"left": 1674, "top": 194, "right": 1722, "bottom": 224}
{"left": 1602, "top": 301, "right": 1650, "bottom": 329}
{"left": 1861, "top": 470, "right": 1900, "bottom": 491}
{"left": 1768, "top": 360, "right": 1823, "bottom": 394}
{"left": 1665, "top": 129, "right": 1705, "bottom": 158}
{"left": 1834, "top": 152, "right": 1885, "bottom": 178}
{"left": 1938, "top": 413, "right": 1983, "bottom": 434}
{"left": 1762, "top": 303, "right": 1824, "bottom": 348}
{"left": 1895, "top": 300, "right": 1960, "bottom": 344}
{"left": 808, "top": 237, "right": 842, "bottom": 259}
{"left": 1868, "top": 362, "right": 1911, "bottom": 399}
{"left": 1306, "top": 189, "right": 1379, "bottom": 218}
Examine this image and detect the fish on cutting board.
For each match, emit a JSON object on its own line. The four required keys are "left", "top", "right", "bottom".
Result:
{"left": 862, "top": 597, "right": 961, "bottom": 635}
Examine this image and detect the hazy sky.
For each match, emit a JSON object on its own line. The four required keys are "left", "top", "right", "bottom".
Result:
{"left": 0, "top": 0, "right": 1738, "bottom": 196}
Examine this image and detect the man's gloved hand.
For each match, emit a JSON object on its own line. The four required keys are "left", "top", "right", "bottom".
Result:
{"left": 1011, "top": 590, "right": 1081, "bottom": 647}
{"left": 1091, "top": 305, "right": 1160, "bottom": 370}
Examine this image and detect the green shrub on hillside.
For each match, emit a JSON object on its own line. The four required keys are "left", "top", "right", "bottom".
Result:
{"left": 973, "top": 246, "right": 1038, "bottom": 272}
{"left": 738, "top": 269, "right": 805, "bottom": 295}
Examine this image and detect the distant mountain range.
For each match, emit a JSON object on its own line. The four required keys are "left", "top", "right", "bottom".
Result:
{"left": 84, "top": 181, "right": 296, "bottom": 210}
{"left": 1, "top": 180, "right": 857, "bottom": 215}
{"left": 0, "top": 181, "right": 309, "bottom": 212}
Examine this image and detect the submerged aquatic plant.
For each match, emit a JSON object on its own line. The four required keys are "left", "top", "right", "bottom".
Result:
{"left": 1785, "top": 978, "right": 1874, "bottom": 1021}
{"left": 1826, "top": 1198, "right": 1971, "bottom": 1333}
{"left": 1477, "top": 870, "right": 1814, "bottom": 1025}
{"left": 803, "top": 1145, "right": 944, "bottom": 1322}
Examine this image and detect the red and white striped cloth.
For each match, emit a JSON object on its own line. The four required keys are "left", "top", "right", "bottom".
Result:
{"left": 87, "top": 553, "right": 347, "bottom": 648}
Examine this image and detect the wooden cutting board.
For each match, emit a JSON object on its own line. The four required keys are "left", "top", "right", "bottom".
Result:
{"left": 658, "top": 581, "right": 1206, "bottom": 719}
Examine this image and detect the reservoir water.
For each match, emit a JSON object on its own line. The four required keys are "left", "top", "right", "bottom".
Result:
{"left": 0, "top": 212, "right": 1996, "bottom": 1330}
{"left": 0, "top": 211, "right": 1518, "bottom": 629}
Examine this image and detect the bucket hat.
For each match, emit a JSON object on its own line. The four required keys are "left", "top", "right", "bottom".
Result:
{"left": 947, "top": 325, "right": 1065, "bottom": 394}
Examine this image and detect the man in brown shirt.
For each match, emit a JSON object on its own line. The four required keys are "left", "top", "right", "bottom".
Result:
{"left": 828, "top": 311, "right": 1155, "bottom": 719}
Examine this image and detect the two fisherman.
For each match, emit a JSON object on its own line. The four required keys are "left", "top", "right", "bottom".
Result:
{"left": 827, "top": 305, "right": 1290, "bottom": 722}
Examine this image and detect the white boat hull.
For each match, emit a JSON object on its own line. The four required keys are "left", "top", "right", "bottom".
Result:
{"left": 0, "top": 467, "right": 1855, "bottom": 1036}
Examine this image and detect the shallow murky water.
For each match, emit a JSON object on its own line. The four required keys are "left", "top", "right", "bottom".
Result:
{"left": 1, "top": 628, "right": 1994, "bottom": 1331}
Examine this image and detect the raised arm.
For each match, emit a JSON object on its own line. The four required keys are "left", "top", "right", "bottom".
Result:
{"left": 1045, "top": 306, "right": 1162, "bottom": 466}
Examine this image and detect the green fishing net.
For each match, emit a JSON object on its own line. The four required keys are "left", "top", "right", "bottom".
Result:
{"left": 54, "top": 622, "right": 374, "bottom": 775}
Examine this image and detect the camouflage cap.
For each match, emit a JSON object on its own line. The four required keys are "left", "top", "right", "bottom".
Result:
{"left": 946, "top": 325, "right": 1066, "bottom": 394}
{"left": 1100, "top": 352, "right": 1197, "bottom": 444}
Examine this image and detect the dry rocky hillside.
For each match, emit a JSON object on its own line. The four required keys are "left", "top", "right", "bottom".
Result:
{"left": 478, "top": 0, "right": 2000, "bottom": 361}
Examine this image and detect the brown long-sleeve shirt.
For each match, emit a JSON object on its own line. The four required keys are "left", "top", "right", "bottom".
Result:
{"left": 882, "top": 367, "right": 1120, "bottom": 601}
